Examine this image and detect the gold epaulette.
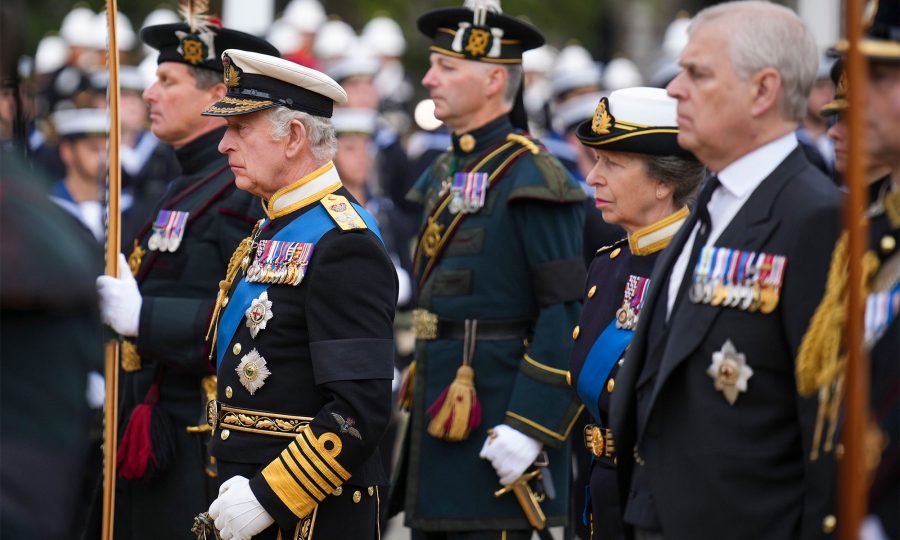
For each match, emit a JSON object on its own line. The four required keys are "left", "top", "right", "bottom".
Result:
{"left": 320, "top": 194, "right": 369, "bottom": 231}
{"left": 506, "top": 133, "right": 540, "bottom": 155}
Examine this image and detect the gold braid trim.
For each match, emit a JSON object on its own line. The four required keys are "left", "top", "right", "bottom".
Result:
{"left": 795, "top": 231, "right": 880, "bottom": 460}
{"left": 205, "top": 221, "right": 262, "bottom": 359}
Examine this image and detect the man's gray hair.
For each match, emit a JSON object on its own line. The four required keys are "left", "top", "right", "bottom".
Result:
{"left": 691, "top": 1, "right": 818, "bottom": 121}
{"left": 187, "top": 65, "right": 222, "bottom": 90}
{"left": 266, "top": 106, "right": 337, "bottom": 162}
{"left": 502, "top": 64, "right": 523, "bottom": 105}
{"left": 476, "top": 62, "right": 523, "bottom": 106}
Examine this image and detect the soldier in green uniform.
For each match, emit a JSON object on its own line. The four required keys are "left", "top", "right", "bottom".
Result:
{"left": 398, "top": 1, "right": 587, "bottom": 538}
{"left": 94, "top": 14, "right": 278, "bottom": 540}
{"left": 200, "top": 48, "right": 397, "bottom": 540}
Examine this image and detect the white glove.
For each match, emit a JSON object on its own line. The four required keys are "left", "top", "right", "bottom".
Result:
{"left": 479, "top": 424, "right": 543, "bottom": 485}
{"left": 96, "top": 253, "right": 142, "bottom": 337}
{"left": 208, "top": 476, "right": 274, "bottom": 540}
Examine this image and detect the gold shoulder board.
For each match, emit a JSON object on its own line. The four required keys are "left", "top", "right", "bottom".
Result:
{"left": 320, "top": 194, "right": 369, "bottom": 231}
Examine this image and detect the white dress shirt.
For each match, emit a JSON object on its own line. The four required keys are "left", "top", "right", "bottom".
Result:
{"left": 665, "top": 132, "right": 800, "bottom": 317}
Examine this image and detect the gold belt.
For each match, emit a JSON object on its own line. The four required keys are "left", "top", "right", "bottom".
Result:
{"left": 584, "top": 424, "right": 615, "bottom": 458}
{"left": 207, "top": 400, "right": 312, "bottom": 438}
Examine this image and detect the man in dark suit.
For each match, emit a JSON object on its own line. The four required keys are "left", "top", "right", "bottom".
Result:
{"left": 94, "top": 15, "right": 279, "bottom": 539}
{"left": 609, "top": 2, "right": 842, "bottom": 539}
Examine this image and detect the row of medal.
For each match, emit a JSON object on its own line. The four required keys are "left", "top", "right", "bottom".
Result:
{"left": 148, "top": 210, "right": 189, "bottom": 252}
{"left": 245, "top": 239, "right": 314, "bottom": 286}
{"left": 448, "top": 172, "right": 489, "bottom": 214}
{"left": 615, "top": 274, "right": 650, "bottom": 330}
{"left": 689, "top": 246, "right": 787, "bottom": 314}
{"left": 864, "top": 284, "right": 899, "bottom": 347}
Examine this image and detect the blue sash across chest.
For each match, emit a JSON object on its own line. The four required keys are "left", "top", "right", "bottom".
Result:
{"left": 576, "top": 321, "right": 633, "bottom": 425}
{"left": 216, "top": 202, "right": 382, "bottom": 368}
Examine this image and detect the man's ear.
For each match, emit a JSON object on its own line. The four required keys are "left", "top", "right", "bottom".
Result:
{"left": 485, "top": 65, "right": 508, "bottom": 100}
{"left": 284, "top": 118, "right": 308, "bottom": 159}
{"left": 209, "top": 82, "right": 228, "bottom": 102}
{"left": 749, "top": 67, "right": 782, "bottom": 118}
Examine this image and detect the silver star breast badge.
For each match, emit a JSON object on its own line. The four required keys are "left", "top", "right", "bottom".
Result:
{"left": 707, "top": 339, "right": 753, "bottom": 405}
{"left": 245, "top": 291, "right": 274, "bottom": 338}
{"left": 236, "top": 348, "right": 272, "bottom": 395}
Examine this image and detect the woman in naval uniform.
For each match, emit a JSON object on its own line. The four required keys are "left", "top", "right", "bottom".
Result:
{"left": 568, "top": 87, "right": 704, "bottom": 539}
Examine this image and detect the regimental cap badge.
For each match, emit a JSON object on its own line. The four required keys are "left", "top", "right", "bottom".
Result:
{"left": 591, "top": 96, "right": 613, "bottom": 135}
{"left": 175, "top": 30, "right": 216, "bottom": 66}
{"left": 223, "top": 53, "right": 241, "bottom": 88}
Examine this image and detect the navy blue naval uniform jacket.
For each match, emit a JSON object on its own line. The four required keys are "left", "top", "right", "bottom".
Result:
{"left": 211, "top": 163, "right": 397, "bottom": 539}
{"left": 569, "top": 208, "right": 689, "bottom": 540}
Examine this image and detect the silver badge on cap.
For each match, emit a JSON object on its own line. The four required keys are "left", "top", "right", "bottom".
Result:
{"left": 706, "top": 339, "right": 753, "bottom": 405}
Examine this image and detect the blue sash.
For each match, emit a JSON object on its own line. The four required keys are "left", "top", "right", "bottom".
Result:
{"left": 216, "top": 202, "right": 381, "bottom": 368}
{"left": 576, "top": 320, "right": 633, "bottom": 425}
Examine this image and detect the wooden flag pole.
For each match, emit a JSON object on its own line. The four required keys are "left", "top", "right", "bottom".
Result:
{"left": 102, "top": 0, "right": 122, "bottom": 538}
{"left": 837, "top": 0, "right": 870, "bottom": 537}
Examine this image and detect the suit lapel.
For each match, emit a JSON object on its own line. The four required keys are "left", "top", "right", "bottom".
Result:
{"left": 639, "top": 148, "right": 808, "bottom": 438}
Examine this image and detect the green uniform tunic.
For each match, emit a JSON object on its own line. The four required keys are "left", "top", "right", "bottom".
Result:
{"left": 403, "top": 115, "right": 587, "bottom": 532}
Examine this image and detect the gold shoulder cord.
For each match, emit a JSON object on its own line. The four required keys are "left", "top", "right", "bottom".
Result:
{"left": 796, "top": 231, "right": 880, "bottom": 460}
{"left": 205, "top": 220, "right": 263, "bottom": 359}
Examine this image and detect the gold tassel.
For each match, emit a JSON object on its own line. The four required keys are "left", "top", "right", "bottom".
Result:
{"left": 796, "top": 231, "right": 880, "bottom": 460}
{"left": 426, "top": 320, "right": 482, "bottom": 441}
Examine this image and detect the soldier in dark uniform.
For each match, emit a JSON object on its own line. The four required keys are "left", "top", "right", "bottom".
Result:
{"left": 398, "top": 2, "right": 587, "bottom": 538}
{"left": 200, "top": 48, "right": 397, "bottom": 540}
{"left": 610, "top": 3, "right": 842, "bottom": 539}
{"left": 94, "top": 15, "right": 279, "bottom": 540}
{"left": 811, "top": 3, "right": 900, "bottom": 536}
{"left": 568, "top": 88, "right": 704, "bottom": 540}
{"left": 859, "top": 6, "right": 900, "bottom": 535}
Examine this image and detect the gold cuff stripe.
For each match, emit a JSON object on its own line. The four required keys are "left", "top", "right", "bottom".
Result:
{"left": 523, "top": 353, "right": 569, "bottom": 377}
{"left": 299, "top": 426, "right": 351, "bottom": 481}
{"left": 290, "top": 441, "right": 340, "bottom": 490}
{"left": 581, "top": 128, "right": 680, "bottom": 147}
{"left": 284, "top": 445, "right": 329, "bottom": 500}
{"left": 506, "top": 407, "right": 585, "bottom": 442}
{"left": 261, "top": 458, "right": 318, "bottom": 518}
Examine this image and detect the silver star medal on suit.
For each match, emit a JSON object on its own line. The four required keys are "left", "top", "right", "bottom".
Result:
{"left": 245, "top": 291, "right": 274, "bottom": 338}
{"left": 236, "top": 348, "right": 271, "bottom": 395}
{"left": 707, "top": 339, "right": 753, "bottom": 405}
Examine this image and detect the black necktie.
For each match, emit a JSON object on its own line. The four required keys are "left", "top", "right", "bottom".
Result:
{"left": 672, "top": 175, "right": 720, "bottom": 315}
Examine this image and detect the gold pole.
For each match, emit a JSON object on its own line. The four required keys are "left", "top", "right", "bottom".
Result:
{"left": 838, "top": 0, "right": 869, "bottom": 537}
{"left": 102, "top": 0, "right": 122, "bottom": 538}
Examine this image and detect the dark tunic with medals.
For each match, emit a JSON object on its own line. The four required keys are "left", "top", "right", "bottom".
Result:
{"left": 208, "top": 164, "right": 397, "bottom": 540}
{"left": 864, "top": 177, "right": 899, "bottom": 539}
{"left": 116, "top": 127, "right": 264, "bottom": 540}
{"left": 569, "top": 208, "right": 688, "bottom": 540}
{"left": 402, "top": 115, "right": 587, "bottom": 532}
